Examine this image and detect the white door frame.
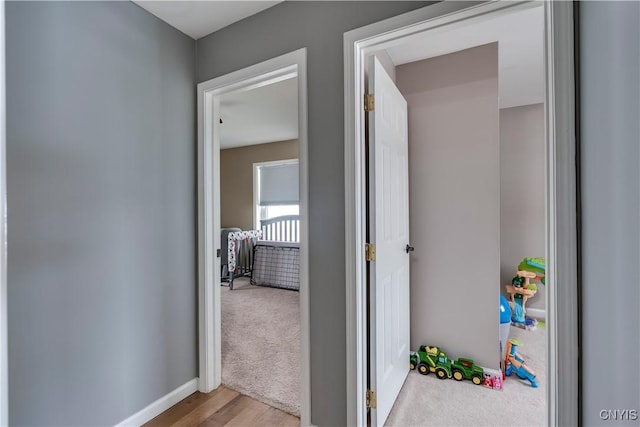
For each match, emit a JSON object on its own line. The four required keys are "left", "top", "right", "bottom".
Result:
{"left": 197, "top": 48, "right": 310, "bottom": 426}
{"left": 0, "top": 1, "right": 8, "bottom": 424}
{"left": 344, "top": 2, "right": 577, "bottom": 426}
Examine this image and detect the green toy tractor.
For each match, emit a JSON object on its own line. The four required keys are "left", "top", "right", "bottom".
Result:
{"left": 451, "top": 357, "right": 484, "bottom": 385}
{"left": 410, "top": 345, "right": 452, "bottom": 379}
{"left": 409, "top": 351, "right": 419, "bottom": 370}
{"left": 410, "top": 347, "right": 484, "bottom": 385}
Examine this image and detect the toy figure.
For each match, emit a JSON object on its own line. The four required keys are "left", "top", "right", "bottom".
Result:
{"left": 504, "top": 339, "right": 538, "bottom": 388}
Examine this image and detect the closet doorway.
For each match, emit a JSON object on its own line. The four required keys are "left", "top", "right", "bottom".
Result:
{"left": 344, "top": 2, "right": 577, "bottom": 426}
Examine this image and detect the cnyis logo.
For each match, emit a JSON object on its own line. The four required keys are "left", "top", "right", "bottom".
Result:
{"left": 599, "top": 409, "right": 639, "bottom": 421}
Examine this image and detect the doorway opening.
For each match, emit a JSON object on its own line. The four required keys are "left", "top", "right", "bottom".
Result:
{"left": 345, "top": 2, "right": 577, "bottom": 427}
{"left": 218, "top": 77, "right": 300, "bottom": 415}
{"left": 197, "top": 48, "right": 310, "bottom": 426}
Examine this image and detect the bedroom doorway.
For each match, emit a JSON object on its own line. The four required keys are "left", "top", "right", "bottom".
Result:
{"left": 197, "top": 48, "right": 310, "bottom": 426}
{"left": 218, "top": 83, "right": 300, "bottom": 416}
{"left": 344, "top": 2, "right": 577, "bottom": 427}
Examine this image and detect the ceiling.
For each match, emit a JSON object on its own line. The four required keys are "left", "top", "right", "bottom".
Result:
{"left": 385, "top": 5, "right": 544, "bottom": 109}
{"left": 131, "top": 0, "right": 297, "bottom": 150}
{"left": 132, "top": 1, "right": 282, "bottom": 39}
{"left": 134, "top": 3, "right": 542, "bottom": 149}
{"left": 219, "top": 76, "right": 299, "bottom": 149}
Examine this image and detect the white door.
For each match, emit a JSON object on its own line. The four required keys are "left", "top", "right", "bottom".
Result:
{"left": 368, "top": 56, "right": 410, "bottom": 426}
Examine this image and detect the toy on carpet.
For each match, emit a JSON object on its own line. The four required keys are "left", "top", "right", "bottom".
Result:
{"left": 482, "top": 368, "right": 503, "bottom": 390}
{"left": 505, "top": 257, "right": 545, "bottom": 324}
{"left": 512, "top": 316, "right": 539, "bottom": 331}
{"left": 409, "top": 351, "right": 418, "bottom": 370}
{"left": 504, "top": 339, "right": 538, "bottom": 388}
{"left": 409, "top": 345, "right": 485, "bottom": 385}
{"left": 505, "top": 270, "right": 537, "bottom": 322}
{"left": 499, "top": 294, "right": 512, "bottom": 363}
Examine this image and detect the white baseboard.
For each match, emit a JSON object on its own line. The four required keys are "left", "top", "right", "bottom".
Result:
{"left": 527, "top": 308, "right": 546, "bottom": 320}
{"left": 115, "top": 378, "right": 198, "bottom": 427}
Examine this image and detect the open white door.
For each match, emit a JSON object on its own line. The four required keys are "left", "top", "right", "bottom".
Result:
{"left": 367, "top": 56, "right": 410, "bottom": 426}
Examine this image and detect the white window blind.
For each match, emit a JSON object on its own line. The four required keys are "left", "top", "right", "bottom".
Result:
{"left": 259, "top": 161, "right": 299, "bottom": 206}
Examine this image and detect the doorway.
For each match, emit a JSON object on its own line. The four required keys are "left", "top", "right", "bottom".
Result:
{"left": 197, "top": 48, "right": 310, "bottom": 426}
{"left": 344, "top": 2, "right": 577, "bottom": 426}
{"left": 218, "top": 78, "right": 300, "bottom": 415}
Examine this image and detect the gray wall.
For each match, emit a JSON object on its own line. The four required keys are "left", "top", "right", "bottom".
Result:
{"left": 580, "top": 2, "right": 640, "bottom": 425}
{"left": 397, "top": 44, "right": 500, "bottom": 369}
{"left": 6, "top": 1, "right": 638, "bottom": 426}
{"left": 500, "top": 104, "right": 546, "bottom": 312}
{"left": 196, "top": 2, "right": 431, "bottom": 425}
{"left": 6, "top": 2, "right": 196, "bottom": 425}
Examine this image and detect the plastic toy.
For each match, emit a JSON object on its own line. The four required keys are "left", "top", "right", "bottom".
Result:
{"left": 410, "top": 345, "right": 483, "bottom": 385}
{"left": 518, "top": 257, "right": 545, "bottom": 284}
{"left": 412, "top": 345, "right": 453, "bottom": 379}
{"left": 482, "top": 368, "right": 503, "bottom": 390}
{"left": 499, "top": 294, "right": 512, "bottom": 361}
{"left": 505, "top": 257, "right": 546, "bottom": 322}
{"left": 505, "top": 270, "right": 539, "bottom": 322}
{"left": 499, "top": 294, "right": 512, "bottom": 324}
{"left": 409, "top": 351, "right": 418, "bottom": 370}
{"left": 504, "top": 339, "right": 538, "bottom": 388}
{"left": 451, "top": 357, "right": 484, "bottom": 385}
{"left": 512, "top": 317, "right": 539, "bottom": 331}
{"left": 506, "top": 270, "right": 536, "bottom": 318}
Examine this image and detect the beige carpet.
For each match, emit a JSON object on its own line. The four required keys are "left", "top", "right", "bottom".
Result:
{"left": 221, "top": 277, "right": 301, "bottom": 417}
{"left": 385, "top": 324, "right": 547, "bottom": 426}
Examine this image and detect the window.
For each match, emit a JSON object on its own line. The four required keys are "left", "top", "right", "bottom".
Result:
{"left": 254, "top": 159, "right": 299, "bottom": 230}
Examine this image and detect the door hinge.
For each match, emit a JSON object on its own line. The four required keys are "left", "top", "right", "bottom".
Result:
{"left": 365, "top": 243, "right": 376, "bottom": 262}
{"left": 216, "top": 249, "right": 221, "bottom": 258}
{"left": 366, "top": 389, "right": 377, "bottom": 409}
{"left": 364, "top": 94, "right": 375, "bottom": 112}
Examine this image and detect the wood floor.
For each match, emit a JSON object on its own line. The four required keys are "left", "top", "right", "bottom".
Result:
{"left": 143, "top": 386, "right": 299, "bottom": 427}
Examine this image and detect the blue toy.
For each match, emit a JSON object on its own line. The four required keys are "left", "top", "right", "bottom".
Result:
{"left": 504, "top": 339, "right": 538, "bottom": 388}
{"left": 511, "top": 299, "right": 526, "bottom": 323}
{"left": 499, "top": 294, "right": 512, "bottom": 324}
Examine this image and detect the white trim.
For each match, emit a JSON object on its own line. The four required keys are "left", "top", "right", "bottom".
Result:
{"left": 344, "top": 2, "right": 577, "bottom": 426}
{"left": 252, "top": 158, "right": 299, "bottom": 168}
{"left": 115, "top": 378, "right": 198, "bottom": 427}
{"left": 545, "top": 3, "right": 578, "bottom": 425}
{"left": 197, "top": 71, "right": 220, "bottom": 393}
{"left": 0, "top": 1, "right": 8, "bottom": 424}
{"left": 253, "top": 163, "right": 259, "bottom": 231}
{"left": 197, "top": 48, "right": 311, "bottom": 427}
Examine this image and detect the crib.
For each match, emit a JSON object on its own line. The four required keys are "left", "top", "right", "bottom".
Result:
{"left": 221, "top": 215, "right": 300, "bottom": 291}
{"left": 260, "top": 214, "right": 300, "bottom": 242}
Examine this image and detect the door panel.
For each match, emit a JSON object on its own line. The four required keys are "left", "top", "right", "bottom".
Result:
{"left": 368, "top": 56, "right": 410, "bottom": 427}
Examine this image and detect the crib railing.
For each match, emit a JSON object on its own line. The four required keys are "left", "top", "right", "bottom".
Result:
{"left": 260, "top": 215, "right": 300, "bottom": 242}
{"left": 226, "top": 230, "right": 262, "bottom": 290}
